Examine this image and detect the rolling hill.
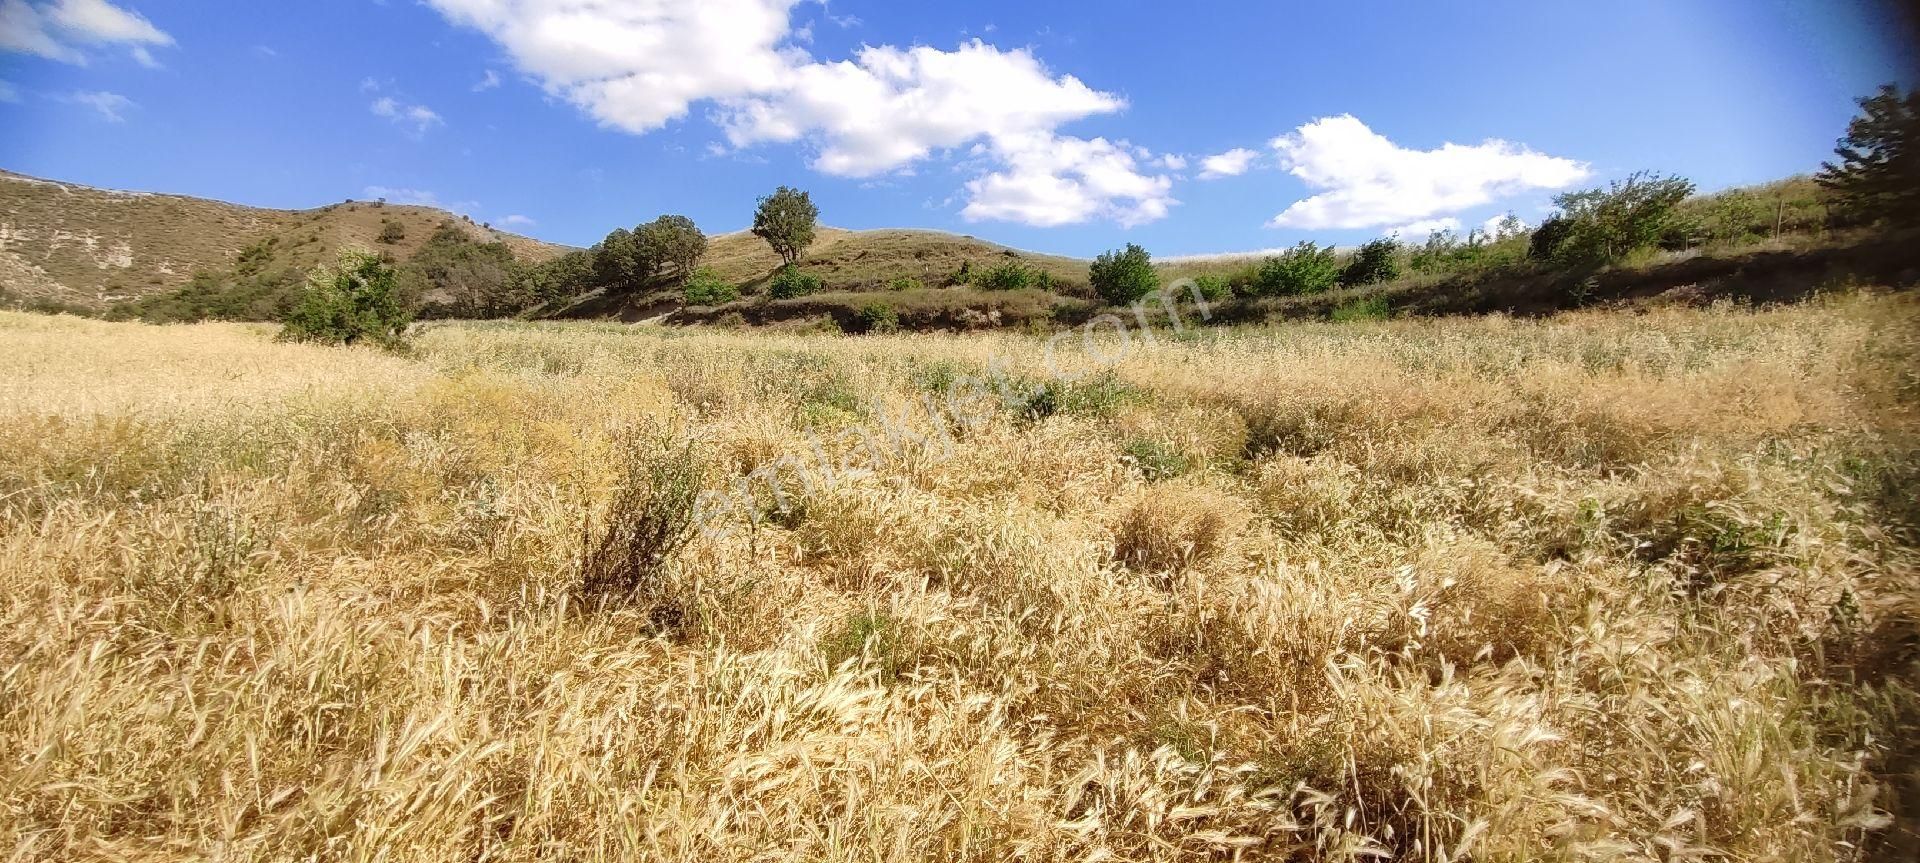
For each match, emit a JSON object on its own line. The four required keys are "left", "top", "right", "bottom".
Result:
{"left": 0, "top": 169, "right": 569, "bottom": 312}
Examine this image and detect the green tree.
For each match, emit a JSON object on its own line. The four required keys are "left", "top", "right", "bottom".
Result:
{"left": 593, "top": 227, "right": 648, "bottom": 291}
{"left": 751, "top": 186, "right": 819, "bottom": 267}
{"left": 280, "top": 250, "right": 413, "bottom": 348}
{"left": 404, "top": 222, "right": 524, "bottom": 317}
{"left": 1817, "top": 84, "right": 1920, "bottom": 225}
{"left": 636, "top": 215, "right": 708, "bottom": 285}
{"left": 1340, "top": 237, "right": 1400, "bottom": 286}
{"left": 1089, "top": 243, "right": 1158, "bottom": 305}
{"left": 1255, "top": 241, "right": 1341, "bottom": 295}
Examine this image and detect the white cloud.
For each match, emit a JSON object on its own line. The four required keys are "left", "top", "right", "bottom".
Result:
{"left": 0, "top": 79, "right": 17, "bottom": 102}
{"left": 371, "top": 96, "right": 443, "bottom": 136}
{"left": 67, "top": 88, "right": 131, "bottom": 121}
{"left": 1384, "top": 217, "right": 1461, "bottom": 239}
{"left": 1482, "top": 212, "right": 1529, "bottom": 239}
{"left": 1267, "top": 115, "right": 1589, "bottom": 230}
{"left": 499, "top": 214, "right": 537, "bottom": 227}
{"left": 473, "top": 68, "right": 500, "bottom": 91}
{"left": 1155, "top": 153, "right": 1187, "bottom": 171}
{"left": 1198, "top": 147, "right": 1258, "bottom": 180}
{"left": 0, "top": 0, "right": 171, "bottom": 65}
{"left": 421, "top": 1, "right": 1169, "bottom": 227}
{"left": 961, "top": 132, "right": 1175, "bottom": 228}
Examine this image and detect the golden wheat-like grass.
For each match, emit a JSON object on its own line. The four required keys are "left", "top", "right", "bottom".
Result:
{"left": 1, "top": 294, "right": 1915, "bottom": 861}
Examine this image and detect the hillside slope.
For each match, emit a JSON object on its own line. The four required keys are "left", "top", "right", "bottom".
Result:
{"left": 0, "top": 169, "right": 569, "bottom": 311}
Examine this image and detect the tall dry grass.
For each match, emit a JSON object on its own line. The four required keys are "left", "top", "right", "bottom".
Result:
{"left": 1, "top": 294, "right": 1916, "bottom": 861}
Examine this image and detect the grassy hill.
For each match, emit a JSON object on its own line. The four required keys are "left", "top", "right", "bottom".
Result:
{"left": 0, "top": 169, "right": 568, "bottom": 312}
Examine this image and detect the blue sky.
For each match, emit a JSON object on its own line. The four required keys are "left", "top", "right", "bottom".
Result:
{"left": 1, "top": 0, "right": 1913, "bottom": 257}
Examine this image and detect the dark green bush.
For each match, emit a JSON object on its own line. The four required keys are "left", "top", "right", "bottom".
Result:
{"left": 1192, "top": 275, "right": 1233, "bottom": 302}
{"left": 1330, "top": 296, "right": 1391, "bottom": 322}
{"left": 1255, "top": 242, "right": 1341, "bottom": 295}
{"left": 279, "top": 251, "right": 413, "bottom": 349}
{"left": 1090, "top": 243, "right": 1158, "bottom": 305}
{"left": 769, "top": 265, "right": 824, "bottom": 299}
{"left": 976, "top": 260, "right": 1037, "bottom": 291}
{"left": 854, "top": 302, "right": 899, "bottom": 334}
{"left": 682, "top": 268, "right": 739, "bottom": 305}
{"left": 1340, "top": 238, "right": 1399, "bottom": 286}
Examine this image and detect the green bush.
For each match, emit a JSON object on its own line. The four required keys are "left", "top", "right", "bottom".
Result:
{"left": 1330, "top": 296, "right": 1391, "bottom": 322}
{"left": 1536, "top": 171, "right": 1695, "bottom": 264}
{"left": 1255, "top": 242, "right": 1341, "bottom": 295}
{"left": 975, "top": 259, "right": 1052, "bottom": 288}
{"left": 378, "top": 220, "right": 406, "bottom": 244}
{"left": 279, "top": 250, "right": 413, "bottom": 349}
{"left": 1192, "top": 275, "right": 1233, "bottom": 302}
{"left": 854, "top": 302, "right": 899, "bottom": 334}
{"left": 1340, "top": 238, "right": 1399, "bottom": 286}
{"left": 682, "top": 268, "right": 739, "bottom": 305}
{"left": 1089, "top": 243, "right": 1158, "bottom": 305}
{"left": 1817, "top": 84, "right": 1920, "bottom": 225}
{"left": 769, "top": 265, "right": 824, "bottom": 299}
{"left": 577, "top": 438, "right": 703, "bottom": 622}
{"left": 889, "top": 276, "right": 922, "bottom": 292}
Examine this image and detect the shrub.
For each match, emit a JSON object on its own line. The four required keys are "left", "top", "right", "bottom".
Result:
{"left": 682, "top": 268, "right": 739, "bottom": 306}
{"left": 577, "top": 438, "right": 703, "bottom": 618}
{"left": 1193, "top": 275, "right": 1233, "bottom": 302}
{"left": 854, "top": 302, "right": 899, "bottom": 334}
{"left": 1538, "top": 171, "right": 1695, "bottom": 264}
{"left": 1330, "top": 296, "right": 1391, "bottom": 322}
{"left": 1089, "top": 243, "right": 1157, "bottom": 305}
{"left": 977, "top": 260, "right": 1038, "bottom": 291}
{"left": 1340, "top": 238, "right": 1400, "bottom": 286}
{"left": 769, "top": 265, "right": 824, "bottom": 299}
{"left": 377, "top": 220, "right": 406, "bottom": 244}
{"left": 279, "top": 250, "right": 413, "bottom": 349}
{"left": 889, "top": 276, "right": 922, "bottom": 292}
{"left": 1254, "top": 242, "right": 1341, "bottom": 295}
{"left": 821, "top": 611, "right": 905, "bottom": 682}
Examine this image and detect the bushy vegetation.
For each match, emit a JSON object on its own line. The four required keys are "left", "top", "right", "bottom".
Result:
{"left": 681, "top": 267, "right": 739, "bottom": 306}
{"left": 406, "top": 221, "right": 523, "bottom": 318}
{"left": 1089, "top": 243, "right": 1158, "bottom": 305}
{"left": 974, "top": 259, "right": 1051, "bottom": 291}
{"left": 1254, "top": 241, "right": 1341, "bottom": 295}
{"left": 853, "top": 301, "right": 900, "bottom": 334}
{"left": 3, "top": 294, "right": 1914, "bottom": 859}
{"left": 1340, "top": 237, "right": 1400, "bottom": 286}
{"left": 277, "top": 249, "right": 413, "bottom": 348}
{"left": 769, "top": 264, "right": 824, "bottom": 299}
{"left": 1532, "top": 171, "right": 1695, "bottom": 264}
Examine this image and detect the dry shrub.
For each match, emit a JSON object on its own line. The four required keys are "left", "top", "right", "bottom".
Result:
{"left": 577, "top": 436, "right": 703, "bottom": 624}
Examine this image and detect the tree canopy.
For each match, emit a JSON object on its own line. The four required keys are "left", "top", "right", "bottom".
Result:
{"left": 751, "top": 186, "right": 819, "bottom": 267}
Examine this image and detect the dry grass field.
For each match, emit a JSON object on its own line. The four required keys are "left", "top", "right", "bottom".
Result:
{"left": 2, "top": 292, "right": 1917, "bottom": 861}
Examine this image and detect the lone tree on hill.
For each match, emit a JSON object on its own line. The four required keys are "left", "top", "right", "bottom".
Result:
{"left": 637, "top": 215, "right": 708, "bottom": 285}
{"left": 751, "top": 186, "right": 818, "bottom": 267}
{"left": 1818, "top": 84, "right": 1920, "bottom": 225}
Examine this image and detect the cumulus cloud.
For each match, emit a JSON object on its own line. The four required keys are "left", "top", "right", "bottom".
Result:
{"left": 1267, "top": 115, "right": 1588, "bottom": 230}
{"left": 961, "top": 132, "right": 1174, "bottom": 228}
{"left": 0, "top": 0, "right": 172, "bottom": 65}
{"left": 66, "top": 89, "right": 131, "bottom": 121}
{"left": 421, "top": 0, "right": 1172, "bottom": 227}
{"left": 371, "top": 95, "right": 443, "bottom": 136}
{"left": 1198, "top": 147, "right": 1258, "bottom": 180}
